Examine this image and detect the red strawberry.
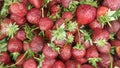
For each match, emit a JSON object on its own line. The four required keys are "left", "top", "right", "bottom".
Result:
{"left": 114, "top": 60, "right": 120, "bottom": 67}
{"left": 43, "top": 44, "right": 58, "bottom": 59}
{"left": 15, "top": 29, "right": 26, "bottom": 41}
{"left": 76, "top": 4, "right": 96, "bottom": 25}
{"left": 39, "top": 17, "right": 54, "bottom": 31}
{"left": 7, "top": 38, "right": 23, "bottom": 52}
{"left": 102, "top": 0, "right": 120, "bottom": 10}
{"left": 62, "top": 12, "right": 73, "bottom": 21}
{"left": 16, "top": 54, "right": 26, "bottom": 66}
{"left": 50, "top": 5, "right": 60, "bottom": 14}
{"left": 9, "top": 2, "right": 27, "bottom": 17}
{"left": 19, "top": 0, "right": 28, "bottom": 5}
{"left": 23, "top": 58, "right": 37, "bottom": 68}
{"left": 76, "top": 58, "right": 88, "bottom": 64}
{"left": 86, "top": 46, "right": 99, "bottom": 58}
{"left": 117, "top": 30, "right": 120, "bottom": 40}
{"left": 10, "top": 14, "right": 26, "bottom": 25}
{"left": 61, "top": 0, "right": 72, "bottom": 8}
{"left": 89, "top": 20, "right": 102, "bottom": 30}
{"left": 81, "top": 64, "right": 94, "bottom": 68}
{"left": 27, "top": 8, "right": 42, "bottom": 25}
{"left": 45, "top": 30, "right": 52, "bottom": 40}
{"left": 29, "top": 0, "right": 43, "bottom": 8}
{"left": 60, "top": 45, "right": 71, "bottom": 61}
{"left": 23, "top": 42, "right": 30, "bottom": 51}
{"left": 54, "top": 40, "right": 66, "bottom": 47}
{"left": 116, "top": 46, "right": 120, "bottom": 58}
{"left": 0, "top": 52, "right": 11, "bottom": 64}
{"left": 65, "top": 60, "right": 76, "bottom": 68}
{"left": 54, "top": 18, "right": 64, "bottom": 29}
{"left": 53, "top": 60, "right": 65, "bottom": 68}
{"left": 110, "top": 39, "right": 120, "bottom": 47}
{"left": 30, "top": 35, "right": 44, "bottom": 52}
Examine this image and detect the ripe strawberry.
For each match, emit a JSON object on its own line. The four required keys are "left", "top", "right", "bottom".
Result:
{"left": 16, "top": 54, "right": 26, "bottom": 66}
{"left": 23, "top": 42, "right": 30, "bottom": 51}
{"left": 81, "top": 64, "right": 94, "bottom": 68}
{"left": 28, "top": 0, "right": 43, "bottom": 8}
{"left": 7, "top": 38, "right": 23, "bottom": 52}
{"left": 76, "top": 4, "right": 96, "bottom": 25}
{"left": 60, "top": 45, "right": 71, "bottom": 61}
{"left": 0, "top": 52, "right": 11, "bottom": 64}
{"left": 65, "top": 60, "right": 76, "bottom": 68}
{"left": 9, "top": 2, "right": 27, "bottom": 17}
{"left": 50, "top": 5, "right": 60, "bottom": 14}
{"left": 62, "top": 12, "right": 73, "bottom": 21}
{"left": 110, "top": 39, "right": 120, "bottom": 47}
{"left": 76, "top": 58, "right": 88, "bottom": 64}
{"left": 117, "top": 30, "right": 120, "bottom": 40}
{"left": 54, "top": 18, "right": 64, "bottom": 29}
{"left": 61, "top": 0, "right": 72, "bottom": 8}
{"left": 86, "top": 46, "right": 99, "bottom": 58}
{"left": 116, "top": 46, "right": 120, "bottom": 58}
{"left": 114, "top": 60, "right": 120, "bottom": 67}
{"left": 102, "top": 0, "right": 120, "bottom": 10}
{"left": 89, "top": 20, "right": 102, "bottom": 30}
{"left": 30, "top": 35, "right": 44, "bottom": 52}
{"left": 15, "top": 29, "right": 26, "bottom": 41}
{"left": 54, "top": 40, "right": 66, "bottom": 47}
{"left": 43, "top": 44, "right": 58, "bottom": 59}
{"left": 23, "top": 58, "right": 37, "bottom": 68}
{"left": 19, "top": 0, "right": 28, "bottom": 5}
{"left": 39, "top": 17, "right": 54, "bottom": 31}
{"left": 27, "top": 8, "right": 42, "bottom": 25}
{"left": 53, "top": 60, "right": 65, "bottom": 68}
{"left": 45, "top": 30, "right": 52, "bottom": 40}
{"left": 10, "top": 14, "right": 26, "bottom": 25}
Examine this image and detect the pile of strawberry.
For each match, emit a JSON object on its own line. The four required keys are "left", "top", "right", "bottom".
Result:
{"left": 0, "top": 0, "right": 120, "bottom": 68}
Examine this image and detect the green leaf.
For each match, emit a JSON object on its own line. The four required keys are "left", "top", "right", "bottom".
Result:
{"left": 43, "top": 0, "right": 52, "bottom": 8}
{"left": 10, "top": 52, "right": 20, "bottom": 61}
{"left": 27, "top": 4, "right": 33, "bottom": 10}
{"left": 109, "top": 33, "right": 115, "bottom": 40}
{"left": 0, "top": 43, "right": 7, "bottom": 53}
{"left": 73, "top": 43, "right": 85, "bottom": 50}
{"left": 27, "top": 49, "right": 35, "bottom": 59}
{"left": 88, "top": 57, "right": 102, "bottom": 68}
{"left": 66, "top": 34, "right": 74, "bottom": 44}
{"left": 80, "top": 0, "right": 98, "bottom": 7}
{"left": 110, "top": 46, "right": 116, "bottom": 55}
{"left": 48, "top": 42, "right": 60, "bottom": 53}
{"left": 66, "top": 21, "right": 77, "bottom": 32}
{"left": 112, "top": 9, "right": 120, "bottom": 20}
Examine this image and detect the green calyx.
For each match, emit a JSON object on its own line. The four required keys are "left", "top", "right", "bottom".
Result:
{"left": 94, "top": 39, "right": 107, "bottom": 47}
{"left": 110, "top": 46, "right": 116, "bottom": 55}
{"left": 48, "top": 42, "right": 60, "bottom": 53}
{"left": 73, "top": 43, "right": 85, "bottom": 50}
{"left": 10, "top": 52, "right": 20, "bottom": 61}
{"left": 6, "top": 23, "right": 19, "bottom": 38}
{"left": 80, "top": 0, "right": 98, "bottom": 7}
{"left": 88, "top": 57, "right": 102, "bottom": 68}
{"left": 27, "top": 49, "right": 35, "bottom": 59}
{"left": 0, "top": 38, "right": 7, "bottom": 53}
{"left": 66, "top": 21, "right": 77, "bottom": 32}
{"left": 66, "top": 34, "right": 74, "bottom": 44}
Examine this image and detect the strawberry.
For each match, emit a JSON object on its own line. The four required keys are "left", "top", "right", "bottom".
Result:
{"left": 62, "top": 12, "right": 73, "bottom": 21}
{"left": 117, "top": 30, "right": 120, "bottom": 40}
{"left": 110, "top": 39, "right": 120, "bottom": 47}
{"left": 30, "top": 35, "right": 44, "bottom": 52}
{"left": 114, "top": 60, "right": 120, "bottom": 67}
{"left": 50, "top": 4, "right": 60, "bottom": 14}
{"left": 81, "top": 64, "right": 94, "bottom": 68}
{"left": 10, "top": 14, "right": 26, "bottom": 25}
{"left": 7, "top": 38, "right": 23, "bottom": 52}
{"left": 76, "top": 4, "right": 96, "bottom": 25}
{"left": 9, "top": 2, "right": 27, "bottom": 17}
{"left": 116, "top": 46, "right": 120, "bottom": 58}
{"left": 15, "top": 29, "right": 26, "bottom": 41}
{"left": 54, "top": 18, "right": 64, "bottom": 29}
{"left": 39, "top": 17, "right": 54, "bottom": 31}
{"left": 86, "top": 46, "right": 99, "bottom": 58}
{"left": 23, "top": 58, "right": 37, "bottom": 68}
{"left": 27, "top": 8, "right": 42, "bottom": 25}
{"left": 76, "top": 58, "right": 88, "bottom": 64}
{"left": 53, "top": 60, "right": 65, "bottom": 68}
{"left": 61, "top": 0, "right": 72, "bottom": 8}
{"left": 0, "top": 52, "right": 11, "bottom": 64}
{"left": 19, "top": 0, "right": 28, "bottom": 5}
{"left": 65, "top": 60, "right": 76, "bottom": 68}
{"left": 43, "top": 43, "right": 58, "bottom": 59}
{"left": 102, "top": 0, "right": 120, "bottom": 10}
{"left": 45, "top": 30, "right": 52, "bottom": 40}
{"left": 60, "top": 44, "right": 71, "bottom": 61}
{"left": 23, "top": 42, "right": 30, "bottom": 51}
{"left": 16, "top": 54, "right": 26, "bottom": 66}
{"left": 89, "top": 20, "right": 102, "bottom": 30}
{"left": 28, "top": 0, "right": 43, "bottom": 8}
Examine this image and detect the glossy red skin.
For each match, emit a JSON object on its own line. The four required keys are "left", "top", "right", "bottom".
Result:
{"left": 27, "top": 8, "right": 42, "bottom": 25}
{"left": 65, "top": 60, "right": 76, "bottom": 68}
{"left": 50, "top": 5, "right": 60, "bottom": 14}
{"left": 110, "top": 39, "right": 120, "bottom": 47}
{"left": 103, "top": 0, "right": 120, "bottom": 10}
{"left": 16, "top": 54, "right": 26, "bottom": 66}
{"left": 61, "top": 0, "right": 72, "bottom": 8}
{"left": 72, "top": 48, "right": 86, "bottom": 59}
{"left": 29, "top": 0, "right": 43, "bottom": 8}
{"left": 105, "top": 21, "right": 120, "bottom": 33}
{"left": 42, "top": 58, "right": 56, "bottom": 68}
{"left": 86, "top": 46, "right": 99, "bottom": 58}
{"left": 39, "top": 17, "right": 54, "bottom": 31}
{"left": 9, "top": 2, "right": 27, "bottom": 17}
{"left": 30, "top": 35, "right": 44, "bottom": 52}
{"left": 10, "top": 14, "right": 26, "bottom": 25}
{"left": 97, "top": 6, "right": 108, "bottom": 18}
{"left": 15, "top": 30, "right": 26, "bottom": 41}
{"left": 89, "top": 20, "right": 102, "bottom": 30}
{"left": 81, "top": 64, "right": 94, "bottom": 68}
{"left": 116, "top": 46, "right": 120, "bottom": 58}
{"left": 0, "top": 52, "right": 11, "bottom": 64}
{"left": 117, "top": 30, "right": 120, "bottom": 40}
{"left": 53, "top": 60, "right": 65, "bottom": 68}
{"left": 23, "top": 58, "right": 37, "bottom": 68}
{"left": 43, "top": 44, "right": 58, "bottom": 59}
{"left": 114, "top": 60, "right": 120, "bottom": 67}
{"left": 76, "top": 4, "right": 96, "bottom": 25}
{"left": 97, "top": 42, "right": 111, "bottom": 54}
{"left": 23, "top": 42, "right": 30, "bottom": 51}
{"left": 76, "top": 58, "right": 88, "bottom": 64}
{"left": 62, "top": 12, "right": 73, "bottom": 21}
{"left": 92, "top": 28, "right": 110, "bottom": 42}
{"left": 60, "top": 45, "right": 71, "bottom": 61}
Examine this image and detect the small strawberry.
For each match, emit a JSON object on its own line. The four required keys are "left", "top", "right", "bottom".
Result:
{"left": 61, "top": 0, "right": 72, "bottom": 8}
{"left": 114, "top": 60, "right": 120, "bottom": 67}
{"left": 16, "top": 54, "right": 26, "bottom": 67}
{"left": 62, "top": 12, "right": 73, "bottom": 21}
{"left": 28, "top": 0, "right": 43, "bottom": 8}
{"left": 81, "top": 64, "right": 94, "bottom": 68}
{"left": 15, "top": 29, "right": 26, "bottom": 41}
{"left": 116, "top": 46, "right": 120, "bottom": 58}
{"left": 53, "top": 60, "right": 65, "bottom": 68}
{"left": 89, "top": 20, "right": 102, "bottom": 30}
{"left": 23, "top": 42, "right": 30, "bottom": 51}
{"left": 110, "top": 39, "right": 120, "bottom": 47}
{"left": 65, "top": 60, "right": 76, "bottom": 68}
{"left": 0, "top": 52, "right": 11, "bottom": 64}
{"left": 117, "top": 30, "right": 120, "bottom": 40}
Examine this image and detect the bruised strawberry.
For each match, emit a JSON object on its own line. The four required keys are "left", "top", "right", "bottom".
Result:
{"left": 89, "top": 20, "right": 102, "bottom": 30}
{"left": 76, "top": 4, "right": 96, "bottom": 25}
{"left": 65, "top": 60, "right": 76, "bottom": 68}
{"left": 23, "top": 58, "right": 37, "bottom": 68}
{"left": 110, "top": 39, "right": 120, "bottom": 47}
{"left": 29, "top": 0, "right": 43, "bottom": 8}
{"left": 53, "top": 60, "right": 65, "bottom": 68}
{"left": 39, "top": 17, "right": 54, "bottom": 31}
{"left": 60, "top": 45, "right": 71, "bottom": 61}
{"left": 43, "top": 44, "right": 58, "bottom": 59}
{"left": 117, "top": 30, "right": 120, "bottom": 40}
{"left": 86, "top": 46, "right": 99, "bottom": 58}
{"left": 9, "top": 2, "right": 27, "bottom": 17}
{"left": 10, "top": 14, "right": 26, "bottom": 25}
{"left": 0, "top": 52, "right": 11, "bottom": 64}
{"left": 27, "top": 8, "right": 42, "bottom": 25}
{"left": 15, "top": 29, "right": 26, "bottom": 41}
{"left": 61, "top": 0, "right": 72, "bottom": 8}
{"left": 102, "top": 0, "right": 120, "bottom": 10}
{"left": 81, "top": 64, "right": 94, "bottom": 68}
{"left": 116, "top": 46, "right": 120, "bottom": 58}
{"left": 16, "top": 54, "right": 26, "bottom": 66}
{"left": 7, "top": 38, "right": 23, "bottom": 52}
{"left": 30, "top": 35, "right": 44, "bottom": 52}
{"left": 62, "top": 12, "right": 73, "bottom": 21}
